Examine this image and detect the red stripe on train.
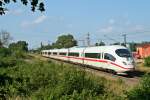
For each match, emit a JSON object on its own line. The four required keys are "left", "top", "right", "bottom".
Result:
{"left": 51, "top": 55, "right": 132, "bottom": 70}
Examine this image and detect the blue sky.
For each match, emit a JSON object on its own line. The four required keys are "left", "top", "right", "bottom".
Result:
{"left": 0, "top": 0, "right": 150, "bottom": 49}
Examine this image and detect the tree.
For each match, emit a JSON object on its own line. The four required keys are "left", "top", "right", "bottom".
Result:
{"left": 54, "top": 34, "right": 77, "bottom": 48}
{"left": 0, "top": 41, "right": 2, "bottom": 47}
{"left": 40, "top": 44, "right": 52, "bottom": 50}
{"left": 129, "top": 42, "right": 137, "bottom": 52}
{"left": 112, "top": 42, "right": 121, "bottom": 45}
{"left": 0, "top": 47, "right": 11, "bottom": 57}
{"left": 95, "top": 41, "right": 105, "bottom": 46}
{"left": 0, "top": 0, "right": 45, "bottom": 15}
{"left": 9, "top": 41, "right": 28, "bottom": 52}
{"left": 0, "top": 30, "right": 12, "bottom": 47}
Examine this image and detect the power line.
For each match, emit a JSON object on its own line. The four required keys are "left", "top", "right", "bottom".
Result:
{"left": 47, "top": 40, "right": 51, "bottom": 45}
{"left": 86, "top": 32, "right": 90, "bottom": 46}
{"left": 78, "top": 39, "right": 85, "bottom": 46}
{"left": 103, "top": 35, "right": 120, "bottom": 43}
{"left": 119, "top": 30, "right": 150, "bottom": 36}
{"left": 122, "top": 34, "right": 127, "bottom": 47}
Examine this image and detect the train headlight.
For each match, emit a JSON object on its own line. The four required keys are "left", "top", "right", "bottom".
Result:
{"left": 122, "top": 61, "right": 127, "bottom": 65}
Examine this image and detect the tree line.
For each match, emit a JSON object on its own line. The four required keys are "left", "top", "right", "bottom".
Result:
{"left": 38, "top": 34, "right": 77, "bottom": 52}
{"left": 1, "top": 30, "right": 150, "bottom": 53}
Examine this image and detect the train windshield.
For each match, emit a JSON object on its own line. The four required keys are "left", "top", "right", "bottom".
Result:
{"left": 115, "top": 49, "right": 132, "bottom": 58}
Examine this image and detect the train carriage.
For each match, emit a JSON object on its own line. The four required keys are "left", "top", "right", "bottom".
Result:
{"left": 57, "top": 48, "right": 68, "bottom": 61}
{"left": 67, "top": 47, "right": 84, "bottom": 64}
{"left": 41, "top": 45, "right": 135, "bottom": 75}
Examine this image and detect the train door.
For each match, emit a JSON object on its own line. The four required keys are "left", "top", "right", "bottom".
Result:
{"left": 104, "top": 53, "right": 116, "bottom": 70}
{"left": 99, "top": 52, "right": 105, "bottom": 68}
{"left": 103, "top": 53, "right": 110, "bottom": 69}
{"left": 82, "top": 48, "right": 86, "bottom": 65}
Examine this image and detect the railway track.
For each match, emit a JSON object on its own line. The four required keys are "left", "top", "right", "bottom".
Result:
{"left": 33, "top": 54, "right": 141, "bottom": 87}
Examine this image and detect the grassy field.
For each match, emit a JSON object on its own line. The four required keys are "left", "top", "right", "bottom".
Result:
{"left": 0, "top": 54, "right": 150, "bottom": 100}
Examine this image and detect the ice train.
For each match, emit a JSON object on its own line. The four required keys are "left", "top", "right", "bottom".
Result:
{"left": 41, "top": 45, "right": 135, "bottom": 75}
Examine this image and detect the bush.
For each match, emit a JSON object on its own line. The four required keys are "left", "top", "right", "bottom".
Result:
{"left": 0, "top": 47, "right": 11, "bottom": 57}
{"left": 0, "top": 56, "right": 115, "bottom": 99}
{"left": 12, "top": 50, "right": 27, "bottom": 58}
{"left": 144, "top": 56, "right": 150, "bottom": 67}
{"left": 0, "top": 57, "right": 17, "bottom": 67}
{"left": 126, "top": 73, "right": 150, "bottom": 100}
{"left": 45, "top": 69, "right": 105, "bottom": 100}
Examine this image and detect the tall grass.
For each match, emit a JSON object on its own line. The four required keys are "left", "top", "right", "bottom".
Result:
{"left": 0, "top": 54, "right": 150, "bottom": 100}
{"left": 126, "top": 74, "right": 150, "bottom": 100}
{"left": 0, "top": 59, "right": 106, "bottom": 99}
{"left": 144, "top": 56, "right": 150, "bottom": 67}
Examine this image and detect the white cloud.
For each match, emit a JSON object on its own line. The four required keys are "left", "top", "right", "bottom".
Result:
{"left": 97, "top": 19, "right": 116, "bottom": 33}
{"left": 21, "top": 15, "right": 47, "bottom": 28}
{"left": 6, "top": 9, "right": 23, "bottom": 15}
{"left": 131, "top": 25, "right": 144, "bottom": 32}
{"left": 21, "top": 21, "right": 29, "bottom": 27}
{"left": 108, "top": 19, "right": 115, "bottom": 24}
{"left": 125, "top": 21, "right": 131, "bottom": 26}
{"left": 98, "top": 26, "right": 114, "bottom": 33}
{"left": 67, "top": 24, "right": 73, "bottom": 28}
{"left": 33, "top": 15, "right": 47, "bottom": 24}
{"left": 97, "top": 17, "right": 147, "bottom": 34}
{"left": 12, "top": 9, "right": 23, "bottom": 15}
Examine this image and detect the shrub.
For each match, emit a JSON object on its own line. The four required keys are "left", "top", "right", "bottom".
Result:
{"left": 126, "top": 73, "right": 150, "bottom": 100}
{"left": 144, "top": 56, "right": 150, "bottom": 67}
{"left": 0, "top": 57, "right": 108, "bottom": 99}
{"left": 46, "top": 69, "right": 105, "bottom": 100}
{"left": 12, "top": 50, "right": 27, "bottom": 58}
{"left": 0, "top": 47, "right": 11, "bottom": 57}
{"left": 0, "top": 57, "right": 17, "bottom": 67}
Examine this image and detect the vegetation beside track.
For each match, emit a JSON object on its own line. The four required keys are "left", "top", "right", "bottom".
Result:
{"left": 0, "top": 50, "right": 150, "bottom": 99}
{"left": 0, "top": 55, "right": 116, "bottom": 99}
{"left": 135, "top": 58, "right": 150, "bottom": 73}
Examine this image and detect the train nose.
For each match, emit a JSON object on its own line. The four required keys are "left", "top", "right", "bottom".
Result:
{"left": 125, "top": 57, "right": 135, "bottom": 67}
{"left": 122, "top": 59, "right": 135, "bottom": 69}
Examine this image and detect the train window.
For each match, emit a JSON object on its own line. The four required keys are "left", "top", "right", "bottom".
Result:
{"left": 115, "top": 49, "right": 132, "bottom": 57}
{"left": 85, "top": 53, "right": 100, "bottom": 59}
{"left": 104, "top": 53, "right": 116, "bottom": 61}
{"left": 48, "top": 52, "right": 51, "bottom": 55}
{"left": 68, "top": 52, "right": 79, "bottom": 57}
{"left": 45, "top": 52, "right": 47, "bottom": 54}
{"left": 53, "top": 52, "right": 57, "bottom": 55}
{"left": 59, "top": 52, "right": 66, "bottom": 56}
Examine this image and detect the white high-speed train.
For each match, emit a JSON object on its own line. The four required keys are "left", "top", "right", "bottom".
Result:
{"left": 41, "top": 45, "right": 135, "bottom": 75}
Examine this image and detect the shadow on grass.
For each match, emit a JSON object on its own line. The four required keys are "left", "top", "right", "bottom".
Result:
{"left": 125, "top": 70, "right": 147, "bottom": 78}
{"left": 0, "top": 74, "right": 13, "bottom": 86}
{"left": 0, "top": 74, "right": 13, "bottom": 99}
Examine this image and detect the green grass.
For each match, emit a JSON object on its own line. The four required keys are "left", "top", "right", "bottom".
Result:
{"left": 0, "top": 54, "right": 150, "bottom": 100}
{"left": 144, "top": 56, "right": 150, "bottom": 67}
{"left": 0, "top": 57, "right": 107, "bottom": 99}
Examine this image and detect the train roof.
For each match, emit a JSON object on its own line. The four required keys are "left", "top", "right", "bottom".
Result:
{"left": 42, "top": 45, "right": 127, "bottom": 52}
